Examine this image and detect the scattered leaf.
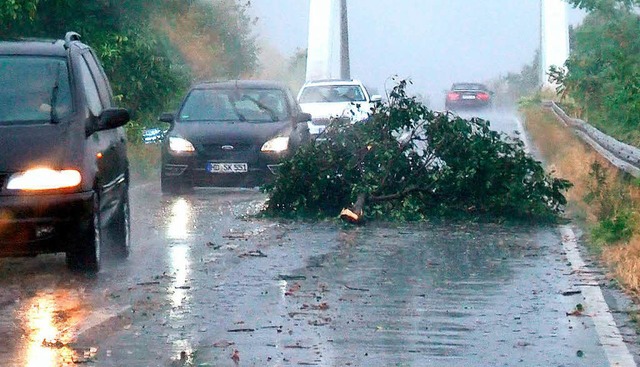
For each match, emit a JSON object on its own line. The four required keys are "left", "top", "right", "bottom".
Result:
{"left": 231, "top": 349, "right": 240, "bottom": 364}
{"left": 213, "top": 340, "right": 235, "bottom": 348}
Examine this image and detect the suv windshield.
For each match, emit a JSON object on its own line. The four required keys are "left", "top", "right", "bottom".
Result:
{"left": 0, "top": 56, "right": 72, "bottom": 125}
{"left": 178, "top": 88, "right": 290, "bottom": 122}
{"left": 299, "top": 85, "right": 366, "bottom": 103}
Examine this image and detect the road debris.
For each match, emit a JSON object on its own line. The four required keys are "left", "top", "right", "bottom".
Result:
{"left": 301, "top": 302, "right": 330, "bottom": 311}
{"left": 206, "top": 241, "right": 222, "bottom": 250}
{"left": 231, "top": 349, "right": 240, "bottom": 364}
{"left": 344, "top": 284, "right": 369, "bottom": 291}
{"left": 277, "top": 274, "right": 307, "bottom": 281}
{"left": 562, "top": 290, "right": 582, "bottom": 296}
{"left": 213, "top": 340, "right": 235, "bottom": 348}
{"left": 239, "top": 250, "right": 267, "bottom": 258}
{"left": 285, "top": 283, "right": 302, "bottom": 296}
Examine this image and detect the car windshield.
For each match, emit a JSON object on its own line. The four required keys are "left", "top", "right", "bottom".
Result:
{"left": 178, "top": 88, "right": 290, "bottom": 122}
{"left": 0, "top": 56, "right": 72, "bottom": 125}
{"left": 299, "top": 85, "right": 366, "bottom": 103}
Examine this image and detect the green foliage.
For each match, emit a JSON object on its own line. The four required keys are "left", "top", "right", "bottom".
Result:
{"left": 263, "top": 80, "right": 573, "bottom": 222}
{"left": 550, "top": 8, "right": 640, "bottom": 142}
{"left": 0, "top": 0, "right": 258, "bottom": 135}
{"left": 584, "top": 161, "right": 636, "bottom": 245}
{"left": 567, "top": 0, "right": 640, "bottom": 11}
{"left": 591, "top": 212, "right": 634, "bottom": 244}
{"left": 0, "top": 0, "right": 38, "bottom": 21}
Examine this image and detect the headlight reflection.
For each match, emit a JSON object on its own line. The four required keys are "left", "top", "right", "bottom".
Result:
{"left": 22, "top": 291, "right": 86, "bottom": 367}
{"left": 167, "top": 198, "right": 192, "bottom": 240}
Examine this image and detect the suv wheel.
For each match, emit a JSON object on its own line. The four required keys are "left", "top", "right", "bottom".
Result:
{"left": 66, "top": 191, "right": 101, "bottom": 272}
{"left": 110, "top": 188, "right": 131, "bottom": 259}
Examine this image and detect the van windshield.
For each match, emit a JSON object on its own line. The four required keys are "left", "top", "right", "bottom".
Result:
{"left": 0, "top": 57, "right": 73, "bottom": 125}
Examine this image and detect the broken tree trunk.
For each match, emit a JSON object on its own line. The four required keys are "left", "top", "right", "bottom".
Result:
{"left": 340, "top": 193, "right": 366, "bottom": 224}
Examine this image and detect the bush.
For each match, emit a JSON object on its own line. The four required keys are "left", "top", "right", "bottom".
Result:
{"left": 550, "top": 7, "right": 640, "bottom": 143}
{"left": 584, "top": 161, "right": 637, "bottom": 245}
{"left": 263, "top": 81, "right": 572, "bottom": 222}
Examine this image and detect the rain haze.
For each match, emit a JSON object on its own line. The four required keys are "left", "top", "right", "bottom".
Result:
{"left": 250, "top": 0, "right": 585, "bottom": 108}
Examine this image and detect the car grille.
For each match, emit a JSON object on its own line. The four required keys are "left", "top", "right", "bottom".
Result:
{"left": 197, "top": 143, "right": 259, "bottom": 161}
{"left": 200, "top": 143, "right": 254, "bottom": 153}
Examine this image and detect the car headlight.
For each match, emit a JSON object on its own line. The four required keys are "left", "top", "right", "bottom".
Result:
{"left": 7, "top": 168, "right": 81, "bottom": 191}
{"left": 169, "top": 137, "right": 195, "bottom": 153}
{"left": 261, "top": 136, "right": 289, "bottom": 153}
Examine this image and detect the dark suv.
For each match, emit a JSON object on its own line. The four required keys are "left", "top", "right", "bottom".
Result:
{"left": 0, "top": 32, "right": 131, "bottom": 272}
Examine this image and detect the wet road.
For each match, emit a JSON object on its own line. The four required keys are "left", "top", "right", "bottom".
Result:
{"left": 0, "top": 111, "right": 638, "bottom": 366}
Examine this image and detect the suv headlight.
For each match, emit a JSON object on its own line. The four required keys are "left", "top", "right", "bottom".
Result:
{"left": 261, "top": 137, "right": 289, "bottom": 153}
{"left": 7, "top": 168, "right": 81, "bottom": 191}
{"left": 169, "top": 137, "right": 196, "bottom": 153}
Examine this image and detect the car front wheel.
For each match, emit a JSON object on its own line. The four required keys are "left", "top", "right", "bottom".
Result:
{"left": 110, "top": 188, "right": 130, "bottom": 259}
{"left": 66, "top": 191, "right": 101, "bottom": 272}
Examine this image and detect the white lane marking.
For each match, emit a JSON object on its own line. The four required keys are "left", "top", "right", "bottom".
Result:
{"left": 560, "top": 225, "right": 637, "bottom": 367}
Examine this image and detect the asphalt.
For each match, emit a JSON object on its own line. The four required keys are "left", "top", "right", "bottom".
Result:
{"left": 0, "top": 110, "right": 638, "bottom": 367}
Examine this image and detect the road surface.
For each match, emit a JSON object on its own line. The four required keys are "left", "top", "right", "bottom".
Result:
{"left": 0, "top": 110, "right": 638, "bottom": 367}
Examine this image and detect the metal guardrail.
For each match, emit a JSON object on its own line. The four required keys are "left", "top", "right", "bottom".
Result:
{"left": 543, "top": 101, "right": 640, "bottom": 178}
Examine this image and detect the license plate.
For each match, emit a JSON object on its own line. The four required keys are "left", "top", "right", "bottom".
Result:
{"left": 462, "top": 95, "right": 476, "bottom": 100}
{"left": 207, "top": 162, "right": 248, "bottom": 173}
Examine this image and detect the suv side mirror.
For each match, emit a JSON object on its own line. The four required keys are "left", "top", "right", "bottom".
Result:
{"left": 158, "top": 112, "right": 175, "bottom": 123}
{"left": 370, "top": 95, "right": 382, "bottom": 103}
{"left": 297, "top": 112, "right": 312, "bottom": 123}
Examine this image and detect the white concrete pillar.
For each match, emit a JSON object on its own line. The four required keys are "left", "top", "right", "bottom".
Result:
{"left": 541, "top": 0, "right": 570, "bottom": 89}
{"left": 306, "top": 0, "right": 350, "bottom": 81}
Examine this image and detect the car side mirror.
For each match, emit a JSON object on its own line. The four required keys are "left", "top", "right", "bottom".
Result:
{"left": 370, "top": 95, "right": 382, "bottom": 103}
{"left": 158, "top": 112, "right": 175, "bottom": 123}
{"left": 87, "top": 107, "right": 130, "bottom": 136}
{"left": 297, "top": 112, "right": 312, "bottom": 123}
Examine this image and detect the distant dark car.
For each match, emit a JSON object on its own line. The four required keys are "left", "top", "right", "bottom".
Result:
{"left": 445, "top": 83, "right": 493, "bottom": 111}
{"left": 159, "top": 80, "right": 312, "bottom": 193}
{"left": 0, "top": 32, "right": 131, "bottom": 272}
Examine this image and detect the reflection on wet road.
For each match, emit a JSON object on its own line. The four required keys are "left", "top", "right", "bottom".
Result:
{"left": 22, "top": 291, "right": 87, "bottom": 367}
{"left": 0, "top": 140, "right": 637, "bottom": 366}
{"left": 454, "top": 108, "right": 527, "bottom": 141}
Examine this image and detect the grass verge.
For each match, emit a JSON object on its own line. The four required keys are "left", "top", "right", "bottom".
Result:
{"left": 128, "top": 142, "right": 161, "bottom": 183}
{"left": 522, "top": 105, "right": 640, "bottom": 300}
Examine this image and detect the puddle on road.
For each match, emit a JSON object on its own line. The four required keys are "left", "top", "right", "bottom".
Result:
{"left": 16, "top": 289, "right": 95, "bottom": 366}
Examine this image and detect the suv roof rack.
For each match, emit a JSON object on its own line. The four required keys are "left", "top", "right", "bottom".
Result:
{"left": 64, "top": 32, "right": 81, "bottom": 48}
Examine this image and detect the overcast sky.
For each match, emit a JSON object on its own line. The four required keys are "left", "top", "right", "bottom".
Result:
{"left": 249, "top": 1, "right": 585, "bottom": 106}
